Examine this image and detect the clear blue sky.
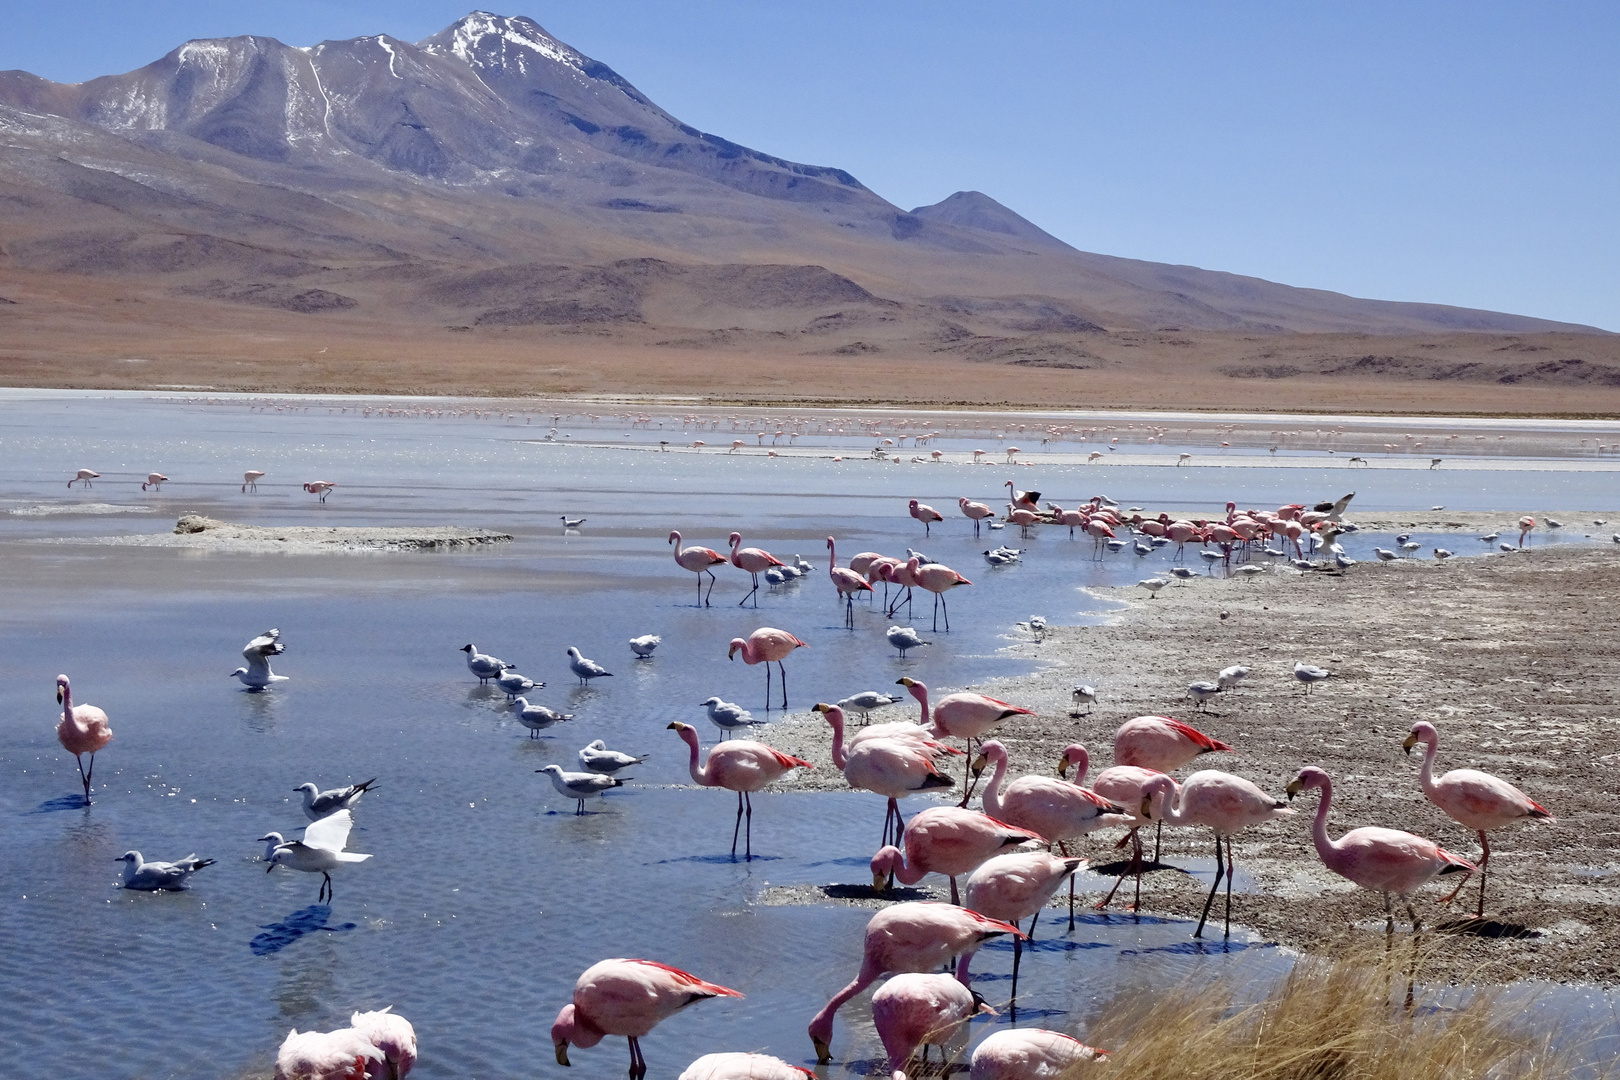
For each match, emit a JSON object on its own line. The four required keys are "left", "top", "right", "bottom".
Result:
{"left": 4, "top": 2, "right": 1617, "bottom": 329}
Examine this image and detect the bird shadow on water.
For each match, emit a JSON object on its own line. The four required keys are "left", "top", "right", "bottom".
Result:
{"left": 1120, "top": 939, "right": 1279, "bottom": 958}
{"left": 250, "top": 905, "right": 358, "bottom": 956}
{"left": 32, "top": 793, "right": 90, "bottom": 813}
{"left": 650, "top": 854, "right": 785, "bottom": 865}
{"left": 819, "top": 883, "right": 930, "bottom": 901}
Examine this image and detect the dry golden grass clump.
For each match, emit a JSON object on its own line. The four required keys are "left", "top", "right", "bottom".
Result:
{"left": 1075, "top": 953, "right": 1580, "bottom": 1080}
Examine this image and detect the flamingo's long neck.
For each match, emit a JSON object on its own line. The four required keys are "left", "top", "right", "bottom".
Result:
{"left": 1309, "top": 779, "right": 1344, "bottom": 871}
{"left": 909, "top": 685, "right": 930, "bottom": 725}
{"left": 1150, "top": 783, "right": 1188, "bottom": 825}
{"left": 671, "top": 533, "right": 684, "bottom": 558}
{"left": 681, "top": 730, "right": 710, "bottom": 786}
{"left": 889, "top": 847, "right": 927, "bottom": 886}
{"left": 980, "top": 749, "right": 1009, "bottom": 819}
{"left": 1417, "top": 736, "right": 1440, "bottom": 799}
{"left": 825, "top": 709, "right": 849, "bottom": 770}
{"left": 827, "top": 540, "right": 836, "bottom": 575}
{"left": 1069, "top": 749, "right": 1090, "bottom": 787}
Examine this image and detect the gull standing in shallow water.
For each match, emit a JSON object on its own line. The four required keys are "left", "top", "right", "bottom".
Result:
{"left": 295, "top": 778, "right": 377, "bottom": 821}
{"left": 579, "top": 740, "right": 647, "bottom": 775}
{"left": 511, "top": 697, "right": 572, "bottom": 736}
{"left": 887, "top": 626, "right": 928, "bottom": 658}
{"left": 461, "top": 644, "right": 510, "bottom": 683}
{"left": 496, "top": 670, "right": 539, "bottom": 699}
{"left": 567, "top": 646, "right": 613, "bottom": 685}
{"left": 537, "top": 764, "right": 626, "bottom": 813}
{"left": 261, "top": 809, "right": 371, "bottom": 902}
{"left": 232, "top": 628, "right": 289, "bottom": 689}
{"left": 118, "top": 851, "right": 215, "bottom": 891}
{"left": 629, "top": 634, "right": 661, "bottom": 658}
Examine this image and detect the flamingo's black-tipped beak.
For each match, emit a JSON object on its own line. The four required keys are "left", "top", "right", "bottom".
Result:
{"left": 554, "top": 1043, "right": 571, "bottom": 1067}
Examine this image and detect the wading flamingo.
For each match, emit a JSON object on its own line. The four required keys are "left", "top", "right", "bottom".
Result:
{"left": 871, "top": 806, "right": 1044, "bottom": 904}
{"left": 871, "top": 973, "right": 993, "bottom": 1080}
{"left": 348, "top": 1008, "right": 417, "bottom": 1079}
{"left": 680, "top": 1054, "right": 811, "bottom": 1080}
{"left": 969, "top": 1029, "right": 1107, "bottom": 1080}
{"left": 729, "top": 627, "right": 807, "bottom": 709}
{"left": 141, "top": 472, "right": 168, "bottom": 491}
{"left": 808, "top": 901, "right": 1022, "bottom": 1063}
{"left": 963, "top": 851, "right": 1083, "bottom": 1006}
{"left": 552, "top": 958, "right": 743, "bottom": 1079}
{"left": 1402, "top": 721, "right": 1552, "bottom": 917}
{"left": 898, "top": 677, "right": 1034, "bottom": 803}
{"left": 909, "top": 556, "right": 970, "bottom": 632}
{"left": 827, "top": 537, "right": 874, "bottom": 627}
{"left": 1140, "top": 770, "right": 1292, "bottom": 938}
{"left": 1518, "top": 515, "right": 1536, "bottom": 547}
{"left": 274, "top": 1027, "right": 384, "bottom": 1080}
{"left": 67, "top": 468, "right": 99, "bottom": 487}
{"left": 1088, "top": 766, "right": 1172, "bottom": 911}
{"left": 670, "top": 531, "right": 728, "bottom": 606}
{"left": 908, "top": 499, "right": 944, "bottom": 536}
{"left": 814, "top": 703, "right": 956, "bottom": 847}
{"left": 1287, "top": 766, "right": 1478, "bottom": 936}
{"left": 242, "top": 470, "right": 266, "bottom": 492}
{"left": 56, "top": 674, "right": 112, "bottom": 803}
{"left": 304, "top": 481, "right": 337, "bottom": 502}
{"left": 729, "top": 532, "right": 786, "bottom": 607}
{"left": 667, "top": 722, "right": 812, "bottom": 859}
{"left": 1004, "top": 481, "right": 1040, "bottom": 511}
{"left": 959, "top": 498, "right": 994, "bottom": 537}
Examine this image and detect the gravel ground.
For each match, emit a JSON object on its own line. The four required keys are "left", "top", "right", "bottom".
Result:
{"left": 765, "top": 540, "right": 1620, "bottom": 985}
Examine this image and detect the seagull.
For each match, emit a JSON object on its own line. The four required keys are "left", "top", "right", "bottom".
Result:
{"left": 794, "top": 555, "right": 815, "bottom": 575}
{"left": 261, "top": 809, "right": 371, "bottom": 902}
{"left": 1498, "top": 542, "right": 1515, "bottom": 552}
{"left": 699, "top": 696, "right": 764, "bottom": 738}
{"left": 1434, "top": 548, "right": 1454, "bottom": 559}
{"left": 1335, "top": 552, "right": 1356, "bottom": 568}
{"left": 295, "top": 778, "right": 377, "bottom": 822}
{"left": 232, "top": 628, "right": 289, "bottom": 689}
{"left": 986, "top": 521, "right": 1006, "bottom": 531}
{"left": 1294, "top": 662, "right": 1333, "bottom": 693}
{"left": 765, "top": 567, "right": 789, "bottom": 585}
{"left": 1025, "top": 615, "right": 1048, "bottom": 638}
{"left": 1070, "top": 684, "right": 1098, "bottom": 715}
{"left": 1134, "top": 542, "right": 1153, "bottom": 556}
{"left": 511, "top": 697, "right": 572, "bottom": 736}
{"left": 1105, "top": 538, "right": 1128, "bottom": 552}
{"left": 1217, "top": 665, "right": 1249, "bottom": 690}
{"left": 1430, "top": 505, "right": 1445, "bottom": 511}
{"left": 1546, "top": 519, "right": 1563, "bottom": 529}
{"left": 1199, "top": 550, "right": 1223, "bottom": 569}
{"left": 1374, "top": 548, "right": 1400, "bottom": 562}
{"left": 836, "top": 691, "right": 904, "bottom": 722}
{"left": 578, "top": 740, "right": 646, "bottom": 775}
{"left": 1290, "top": 559, "right": 1314, "bottom": 571}
{"left": 1238, "top": 564, "right": 1269, "bottom": 576}
{"left": 566, "top": 646, "right": 612, "bottom": 685}
{"left": 537, "top": 765, "right": 626, "bottom": 814}
{"left": 983, "top": 549, "right": 1019, "bottom": 566}
{"left": 1187, "top": 681, "right": 1222, "bottom": 709}
{"left": 118, "top": 851, "right": 215, "bottom": 891}
{"left": 906, "top": 548, "right": 935, "bottom": 566}
{"left": 886, "top": 625, "right": 929, "bottom": 657}
{"left": 1313, "top": 492, "right": 1356, "bottom": 520}
{"left": 561, "top": 516, "right": 586, "bottom": 528}
{"left": 1478, "top": 533, "right": 1499, "bottom": 542}
{"left": 1138, "top": 577, "right": 1169, "bottom": 598}
{"left": 495, "top": 670, "right": 540, "bottom": 699}
{"left": 461, "top": 644, "right": 510, "bottom": 683}
{"left": 629, "top": 635, "right": 661, "bottom": 658}
{"left": 1395, "top": 534, "right": 1412, "bottom": 544}
{"left": 1169, "top": 566, "right": 1197, "bottom": 583}
{"left": 1400, "top": 541, "right": 1422, "bottom": 552}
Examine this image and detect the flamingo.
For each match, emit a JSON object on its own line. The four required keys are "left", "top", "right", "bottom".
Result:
{"left": 827, "top": 537, "right": 874, "bottom": 627}
{"left": 304, "top": 481, "right": 337, "bottom": 502}
{"left": 897, "top": 677, "right": 1035, "bottom": 803}
{"left": 814, "top": 703, "right": 956, "bottom": 847}
{"left": 871, "top": 973, "right": 992, "bottom": 1080}
{"left": 1518, "top": 515, "right": 1536, "bottom": 547}
{"left": 680, "top": 1054, "right": 811, "bottom": 1080}
{"left": 67, "top": 468, "right": 99, "bottom": 488}
{"left": 969, "top": 1029, "right": 1106, "bottom": 1080}
{"left": 959, "top": 497, "right": 994, "bottom": 537}
{"left": 870, "top": 806, "right": 1044, "bottom": 904}
{"left": 974, "top": 740, "right": 1128, "bottom": 927}
{"left": 1004, "top": 480, "right": 1040, "bottom": 511}
{"left": 808, "top": 901, "right": 1023, "bottom": 1063}
{"left": 667, "top": 722, "right": 812, "bottom": 859}
{"left": 347, "top": 1008, "right": 417, "bottom": 1079}
{"left": 908, "top": 499, "right": 944, "bottom": 536}
{"left": 242, "top": 470, "right": 266, "bottom": 492}
{"left": 551, "top": 958, "right": 743, "bottom": 1079}
{"left": 728, "top": 532, "right": 786, "bottom": 607}
{"left": 1113, "top": 716, "right": 1233, "bottom": 771}
{"left": 1007, "top": 504, "right": 1039, "bottom": 538}
{"left": 141, "top": 472, "right": 169, "bottom": 491}
{"left": 669, "top": 531, "right": 728, "bottom": 606}
{"left": 1140, "top": 770, "right": 1293, "bottom": 938}
{"left": 56, "top": 674, "right": 111, "bottom": 803}
{"left": 908, "top": 557, "right": 970, "bottom": 632}
{"left": 1286, "top": 767, "right": 1479, "bottom": 936}
{"left": 1402, "top": 721, "right": 1553, "bottom": 917}
{"left": 963, "top": 851, "right": 1083, "bottom": 1006}
{"left": 728, "top": 627, "right": 807, "bottom": 709}
{"left": 1087, "top": 765, "right": 1172, "bottom": 911}
{"left": 274, "top": 1027, "right": 384, "bottom": 1079}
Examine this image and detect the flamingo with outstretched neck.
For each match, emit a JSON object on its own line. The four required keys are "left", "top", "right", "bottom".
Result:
{"left": 729, "top": 532, "right": 785, "bottom": 607}
{"left": 897, "top": 677, "right": 1034, "bottom": 804}
{"left": 56, "top": 674, "right": 112, "bottom": 803}
{"left": 826, "top": 537, "right": 874, "bottom": 627}
{"left": 729, "top": 627, "right": 807, "bottom": 709}
{"left": 667, "top": 722, "right": 811, "bottom": 860}
{"left": 551, "top": 958, "right": 743, "bottom": 1079}
{"left": 669, "top": 531, "right": 728, "bottom": 606}
{"left": 870, "top": 806, "right": 1044, "bottom": 904}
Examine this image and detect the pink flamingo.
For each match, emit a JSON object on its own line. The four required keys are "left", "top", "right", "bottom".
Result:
{"left": 908, "top": 499, "right": 944, "bottom": 536}
{"left": 141, "top": 472, "right": 169, "bottom": 491}
{"left": 1402, "top": 721, "right": 1552, "bottom": 917}
{"left": 963, "top": 850, "right": 1083, "bottom": 1006}
{"left": 1165, "top": 520, "right": 1200, "bottom": 558}
{"left": 1083, "top": 516, "right": 1115, "bottom": 557}
{"left": 897, "top": 677, "right": 1035, "bottom": 803}
{"left": 668, "top": 721, "right": 812, "bottom": 859}
{"left": 552, "top": 958, "right": 743, "bottom": 1079}
{"left": 728, "top": 532, "right": 785, "bottom": 607}
{"left": 871, "top": 973, "right": 993, "bottom": 1080}
{"left": 814, "top": 703, "right": 956, "bottom": 846}
{"left": 1004, "top": 480, "right": 1040, "bottom": 511}
{"left": 56, "top": 674, "right": 112, "bottom": 803}
{"left": 348, "top": 1008, "right": 417, "bottom": 1079}
{"left": 67, "top": 468, "right": 99, "bottom": 488}
{"left": 958, "top": 497, "right": 994, "bottom": 537}
{"left": 1088, "top": 765, "right": 1173, "bottom": 911}
{"left": 1286, "top": 766, "right": 1479, "bottom": 936}
{"left": 908, "top": 556, "right": 970, "bottom": 632}
{"left": 680, "top": 1054, "right": 811, "bottom": 1080}
{"left": 1140, "top": 770, "right": 1293, "bottom": 939}
{"left": 826, "top": 537, "right": 874, "bottom": 627}
{"left": 1007, "top": 504, "right": 1039, "bottom": 538}
{"left": 974, "top": 740, "right": 1128, "bottom": 928}
{"left": 871, "top": 806, "right": 1045, "bottom": 904}
{"left": 880, "top": 557, "right": 920, "bottom": 618}
{"left": 808, "top": 901, "right": 1022, "bottom": 1063}
{"left": 1518, "top": 515, "right": 1536, "bottom": 547}
{"left": 728, "top": 626, "right": 807, "bottom": 709}
{"left": 669, "top": 531, "right": 728, "bottom": 606}
{"left": 242, "top": 470, "right": 266, "bottom": 492}
{"left": 1113, "top": 716, "right": 1233, "bottom": 771}
{"left": 1050, "top": 504, "right": 1085, "bottom": 538}
{"left": 274, "top": 1027, "right": 384, "bottom": 1079}
{"left": 304, "top": 481, "right": 337, "bottom": 503}
{"left": 970, "top": 1029, "right": 1106, "bottom": 1080}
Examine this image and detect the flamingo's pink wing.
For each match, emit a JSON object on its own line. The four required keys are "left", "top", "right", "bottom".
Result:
{"left": 624, "top": 959, "right": 745, "bottom": 998}
{"left": 1162, "top": 718, "right": 1234, "bottom": 752}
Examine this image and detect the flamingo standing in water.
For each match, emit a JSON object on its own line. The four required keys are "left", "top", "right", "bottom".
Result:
{"left": 870, "top": 806, "right": 1044, "bottom": 904}
{"left": 728, "top": 532, "right": 786, "bottom": 607}
{"left": 67, "top": 469, "right": 100, "bottom": 488}
{"left": 728, "top": 627, "right": 807, "bottom": 709}
{"left": 669, "top": 531, "right": 728, "bottom": 606}
{"left": 908, "top": 499, "right": 944, "bottom": 536}
{"left": 1004, "top": 480, "right": 1040, "bottom": 511}
{"left": 814, "top": 703, "right": 956, "bottom": 847}
{"left": 304, "top": 481, "right": 337, "bottom": 503}
{"left": 141, "top": 472, "right": 169, "bottom": 491}
{"left": 242, "top": 470, "right": 266, "bottom": 492}
{"left": 959, "top": 497, "right": 994, "bottom": 537}
{"left": 872, "top": 973, "right": 993, "bottom": 1080}
{"left": 909, "top": 557, "right": 970, "bottom": 632}
{"left": 1113, "top": 715, "right": 1234, "bottom": 860}
{"left": 808, "top": 901, "right": 1022, "bottom": 1063}
{"left": 667, "top": 722, "right": 812, "bottom": 859}
{"left": 551, "top": 958, "right": 743, "bottom": 1079}
{"left": 899, "top": 677, "right": 1035, "bottom": 803}
{"left": 56, "top": 674, "right": 112, "bottom": 803}
{"left": 1287, "top": 767, "right": 1478, "bottom": 936}
{"left": 963, "top": 851, "right": 1084, "bottom": 1006}
{"left": 1140, "top": 770, "right": 1293, "bottom": 939}
{"left": 1518, "top": 515, "right": 1537, "bottom": 547}
{"left": 826, "top": 537, "right": 874, "bottom": 627}
{"left": 680, "top": 1054, "right": 811, "bottom": 1080}
{"left": 1402, "top": 721, "right": 1552, "bottom": 917}
{"left": 1088, "top": 765, "right": 1173, "bottom": 912}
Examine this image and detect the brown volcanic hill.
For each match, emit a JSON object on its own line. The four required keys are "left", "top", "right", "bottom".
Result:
{"left": 0, "top": 10, "right": 1614, "bottom": 410}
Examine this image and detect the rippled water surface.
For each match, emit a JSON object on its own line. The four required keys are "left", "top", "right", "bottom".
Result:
{"left": 2, "top": 392, "right": 1615, "bottom": 1078}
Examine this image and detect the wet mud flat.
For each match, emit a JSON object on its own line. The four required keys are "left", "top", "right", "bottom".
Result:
{"left": 58, "top": 515, "right": 515, "bottom": 552}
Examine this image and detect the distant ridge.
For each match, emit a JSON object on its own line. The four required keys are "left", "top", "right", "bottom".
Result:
{"left": 911, "top": 191, "right": 1075, "bottom": 253}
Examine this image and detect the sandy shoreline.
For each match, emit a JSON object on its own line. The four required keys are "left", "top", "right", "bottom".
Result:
{"left": 766, "top": 541, "right": 1620, "bottom": 985}
{"left": 41, "top": 515, "right": 517, "bottom": 553}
